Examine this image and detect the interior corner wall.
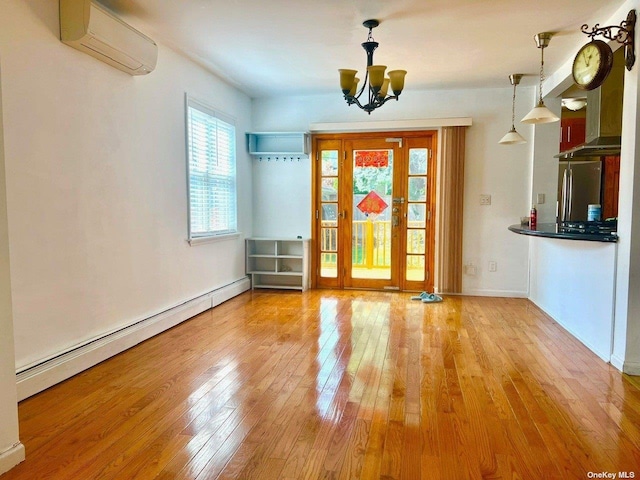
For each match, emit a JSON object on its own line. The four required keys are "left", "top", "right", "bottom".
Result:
{"left": 0, "top": 60, "right": 24, "bottom": 475}
{"left": 612, "top": 0, "right": 640, "bottom": 374}
{"left": 0, "top": 0, "right": 253, "bottom": 373}
{"left": 251, "top": 86, "right": 535, "bottom": 297}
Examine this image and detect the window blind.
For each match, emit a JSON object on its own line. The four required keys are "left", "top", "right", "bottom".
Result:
{"left": 186, "top": 98, "right": 237, "bottom": 239}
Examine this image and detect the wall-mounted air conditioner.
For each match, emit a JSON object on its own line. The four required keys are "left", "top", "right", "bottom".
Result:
{"left": 60, "top": 0, "right": 157, "bottom": 75}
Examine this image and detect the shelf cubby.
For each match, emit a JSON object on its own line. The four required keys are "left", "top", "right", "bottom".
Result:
{"left": 246, "top": 238, "right": 310, "bottom": 291}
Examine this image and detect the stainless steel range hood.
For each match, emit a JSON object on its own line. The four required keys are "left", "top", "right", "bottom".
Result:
{"left": 555, "top": 135, "right": 621, "bottom": 158}
{"left": 556, "top": 48, "right": 624, "bottom": 159}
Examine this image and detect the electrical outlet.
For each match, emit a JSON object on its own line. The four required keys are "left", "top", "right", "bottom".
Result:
{"left": 537, "top": 193, "right": 545, "bottom": 204}
{"left": 488, "top": 261, "right": 497, "bottom": 272}
{"left": 479, "top": 194, "right": 491, "bottom": 206}
{"left": 465, "top": 263, "right": 477, "bottom": 276}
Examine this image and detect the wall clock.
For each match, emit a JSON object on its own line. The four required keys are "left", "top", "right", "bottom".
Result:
{"left": 572, "top": 40, "right": 614, "bottom": 90}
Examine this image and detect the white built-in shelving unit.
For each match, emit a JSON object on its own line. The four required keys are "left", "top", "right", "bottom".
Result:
{"left": 245, "top": 238, "right": 310, "bottom": 291}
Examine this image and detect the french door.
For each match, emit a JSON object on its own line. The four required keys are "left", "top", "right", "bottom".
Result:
{"left": 312, "top": 132, "right": 436, "bottom": 291}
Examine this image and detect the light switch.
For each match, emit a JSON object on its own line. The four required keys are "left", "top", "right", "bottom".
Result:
{"left": 537, "top": 193, "right": 545, "bottom": 204}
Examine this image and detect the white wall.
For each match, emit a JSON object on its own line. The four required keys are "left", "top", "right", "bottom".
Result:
{"left": 529, "top": 238, "right": 617, "bottom": 361}
{"left": 252, "top": 87, "right": 535, "bottom": 296}
{"left": 0, "top": 0, "right": 253, "bottom": 371}
{"left": 252, "top": 157, "right": 311, "bottom": 239}
{"left": 0, "top": 62, "right": 24, "bottom": 476}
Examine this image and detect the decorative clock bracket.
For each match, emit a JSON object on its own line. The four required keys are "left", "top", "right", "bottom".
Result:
{"left": 581, "top": 9, "right": 636, "bottom": 71}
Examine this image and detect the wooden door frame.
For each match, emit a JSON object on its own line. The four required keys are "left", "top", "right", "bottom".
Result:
{"left": 342, "top": 137, "right": 403, "bottom": 290}
{"left": 311, "top": 130, "right": 438, "bottom": 292}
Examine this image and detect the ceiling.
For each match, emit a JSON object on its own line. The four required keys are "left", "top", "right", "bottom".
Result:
{"left": 101, "top": 0, "right": 624, "bottom": 98}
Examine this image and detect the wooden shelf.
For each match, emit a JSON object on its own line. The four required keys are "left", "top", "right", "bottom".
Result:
{"left": 246, "top": 238, "right": 310, "bottom": 291}
{"left": 247, "top": 271, "right": 303, "bottom": 276}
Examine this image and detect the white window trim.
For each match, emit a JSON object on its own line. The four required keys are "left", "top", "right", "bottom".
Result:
{"left": 185, "top": 94, "right": 238, "bottom": 243}
{"left": 187, "top": 232, "right": 242, "bottom": 246}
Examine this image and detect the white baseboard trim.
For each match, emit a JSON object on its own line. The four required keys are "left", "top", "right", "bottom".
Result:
{"left": 16, "top": 277, "right": 250, "bottom": 401}
{"left": 0, "top": 442, "right": 25, "bottom": 476}
{"left": 459, "top": 289, "right": 528, "bottom": 298}
{"left": 610, "top": 354, "right": 640, "bottom": 375}
{"left": 529, "top": 299, "right": 611, "bottom": 364}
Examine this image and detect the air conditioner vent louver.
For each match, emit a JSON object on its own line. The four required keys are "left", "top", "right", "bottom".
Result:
{"left": 60, "top": 0, "right": 157, "bottom": 75}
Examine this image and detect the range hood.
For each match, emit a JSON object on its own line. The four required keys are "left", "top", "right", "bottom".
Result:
{"left": 556, "top": 49, "right": 624, "bottom": 159}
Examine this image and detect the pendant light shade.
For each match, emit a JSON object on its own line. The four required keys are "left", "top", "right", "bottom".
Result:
{"left": 499, "top": 128, "right": 527, "bottom": 145}
{"left": 522, "top": 33, "right": 560, "bottom": 125}
{"left": 521, "top": 102, "right": 560, "bottom": 124}
{"left": 499, "top": 74, "right": 526, "bottom": 145}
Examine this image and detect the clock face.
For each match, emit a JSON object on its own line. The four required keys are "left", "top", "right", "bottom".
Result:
{"left": 572, "top": 40, "right": 614, "bottom": 91}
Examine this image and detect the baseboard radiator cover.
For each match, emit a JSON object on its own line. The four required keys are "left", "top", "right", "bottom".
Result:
{"left": 16, "top": 277, "right": 250, "bottom": 401}
{"left": 0, "top": 442, "right": 25, "bottom": 476}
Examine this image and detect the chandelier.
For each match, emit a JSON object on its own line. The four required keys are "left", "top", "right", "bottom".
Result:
{"left": 339, "top": 20, "right": 407, "bottom": 114}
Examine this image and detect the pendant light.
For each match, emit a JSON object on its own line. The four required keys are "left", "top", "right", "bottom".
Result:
{"left": 522, "top": 32, "right": 560, "bottom": 124}
{"left": 499, "top": 74, "right": 526, "bottom": 145}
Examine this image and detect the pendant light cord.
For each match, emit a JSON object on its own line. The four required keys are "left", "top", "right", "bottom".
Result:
{"left": 511, "top": 82, "right": 517, "bottom": 128}
{"left": 538, "top": 46, "right": 545, "bottom": 104}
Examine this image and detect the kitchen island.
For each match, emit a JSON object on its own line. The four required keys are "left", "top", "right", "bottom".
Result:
{"left": 510, "top": 223, "right": 617, "bottom": 362}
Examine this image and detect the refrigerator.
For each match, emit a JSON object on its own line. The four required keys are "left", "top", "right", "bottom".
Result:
{"left": 557, "top": 160, "right": 602, "bottom": 222}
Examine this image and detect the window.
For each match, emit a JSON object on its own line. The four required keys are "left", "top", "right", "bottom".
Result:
{"left": 186, "top": 97, "right": 237, "bottom": 239}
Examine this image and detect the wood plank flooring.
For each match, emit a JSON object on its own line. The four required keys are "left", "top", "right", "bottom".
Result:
{"left": 4, "top": 290, "right": 640, "bottom": 479}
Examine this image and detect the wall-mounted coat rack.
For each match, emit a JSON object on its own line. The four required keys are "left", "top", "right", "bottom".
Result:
{"left": 247, "top": 132, "right": 310, "bottom": 161}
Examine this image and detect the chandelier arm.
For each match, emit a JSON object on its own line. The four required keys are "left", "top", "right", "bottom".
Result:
{"left": 346, "top": 94, "right": 367, "bottom": 111}
{"left": 370, "top": 94, "right": 399, "bottom": 110}
{"left": 354, "top": 70, "right": 370, "bottom": 100}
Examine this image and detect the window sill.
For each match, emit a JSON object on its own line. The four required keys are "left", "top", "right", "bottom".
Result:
{"left": 188, "top": 232, "right": 242, "bottom": 246}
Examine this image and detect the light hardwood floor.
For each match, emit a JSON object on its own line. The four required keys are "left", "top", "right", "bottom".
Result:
{"left": 4, "top": 290, "right": 640, "bottom": 479}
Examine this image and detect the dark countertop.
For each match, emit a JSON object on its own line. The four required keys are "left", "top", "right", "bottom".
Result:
{"left": 508, "top": 223, "right": 618, "bottom": 243}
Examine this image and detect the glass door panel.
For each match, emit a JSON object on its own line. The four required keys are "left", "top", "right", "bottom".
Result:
{"left": 352, "top": 149, "right": 393, "bottom": 280}
{"left": 315, "top": 139, "right": 342, "bottom": 288}
{"left": 320, "top": 176, "right": 338, "bottom": 278}
{"left": 404, "top": 138, "right": 433, "bottom": 290}
{"left": 344, "top": 138, "right": 402, "bottom": 290}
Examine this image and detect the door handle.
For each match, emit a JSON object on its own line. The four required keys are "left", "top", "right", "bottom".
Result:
{"left": 392, "top": 215, "right": 399, "bottom": 227}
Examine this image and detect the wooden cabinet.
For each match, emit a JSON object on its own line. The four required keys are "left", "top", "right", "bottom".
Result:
{"left": 602, "top": 155, "right": 620, "bottom": 220}
{"left": 560, "top": 117, "right": 586, "bottom": 152}
{"left": 246, "top": 238, "right": 310, "bottom": 291}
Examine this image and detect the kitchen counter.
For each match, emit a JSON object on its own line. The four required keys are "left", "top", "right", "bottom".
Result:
{"left": 508, "top": 222, "right": 618, "bottom": 243}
